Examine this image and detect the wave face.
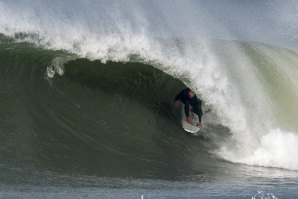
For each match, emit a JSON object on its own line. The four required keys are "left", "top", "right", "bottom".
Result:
{"left": 1, "top": 37, "right": 229, "bottom": 180}
{"left": 0, "top": 0, "right": 298, "bottom": 177}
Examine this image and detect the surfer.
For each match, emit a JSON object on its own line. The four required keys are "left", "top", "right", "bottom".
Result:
{"left": 175, "top": 88, "right": 203, "bottom": 127}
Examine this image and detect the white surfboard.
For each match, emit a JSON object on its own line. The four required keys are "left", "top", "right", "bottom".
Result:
{"left": 181, "top": 105, "right": 201, "bottom": 133}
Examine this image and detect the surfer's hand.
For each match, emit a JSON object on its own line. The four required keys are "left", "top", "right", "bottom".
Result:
{"left": 197, "top": 122, "right": 202, "bottom": 128}
{"left": 174, "top": 100, "right": 180, "bottom": 108}
{"left": 186, "top": 117, "right": 192, "bottom": 124}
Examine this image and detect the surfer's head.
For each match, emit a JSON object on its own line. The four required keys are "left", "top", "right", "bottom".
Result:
{"left": 188, "top": 90, "right": 195, "bottom": 98}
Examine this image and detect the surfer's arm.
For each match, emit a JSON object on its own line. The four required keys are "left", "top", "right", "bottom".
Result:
{"left": 174, "top": 93, "right": 182, "bottom": 108}
{"left": 174, "top": 92, "right": 182, "bottom": 101}
{"left": 174, "top": 100, "right": 180, "bottom": 108}
{"left": 184, "top": 101, "right": 190, "bottom": 117}
{"left": 184, "top": 101, "right": 195, "bottom": 124}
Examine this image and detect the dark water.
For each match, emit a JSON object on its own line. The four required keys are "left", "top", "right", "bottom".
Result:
{"left": 0, "top": 36, "right": 222, "bottom": 178}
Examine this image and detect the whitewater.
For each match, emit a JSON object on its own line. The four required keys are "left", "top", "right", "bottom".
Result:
{"left": 1, "top": 0, "right": 298, "bottom": 198}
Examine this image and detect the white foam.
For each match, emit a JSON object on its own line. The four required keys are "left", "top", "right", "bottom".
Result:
{"left": 252, "top": 190, "right": 278, "bottom": 199}
{"left": 46, "top": 56, "right": 76, "bottom": 78}
{"left": 219, "top": 129, "right": 298, "bottom": 170}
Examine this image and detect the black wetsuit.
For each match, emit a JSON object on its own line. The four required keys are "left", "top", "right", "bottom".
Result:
{"left": 174, "top": 88, "right": 203, "bottom": 122}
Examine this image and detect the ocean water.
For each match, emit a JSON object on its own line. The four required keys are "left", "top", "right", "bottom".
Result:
{"left": 0, "top": 1, "right": 298, "bottom": 198}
